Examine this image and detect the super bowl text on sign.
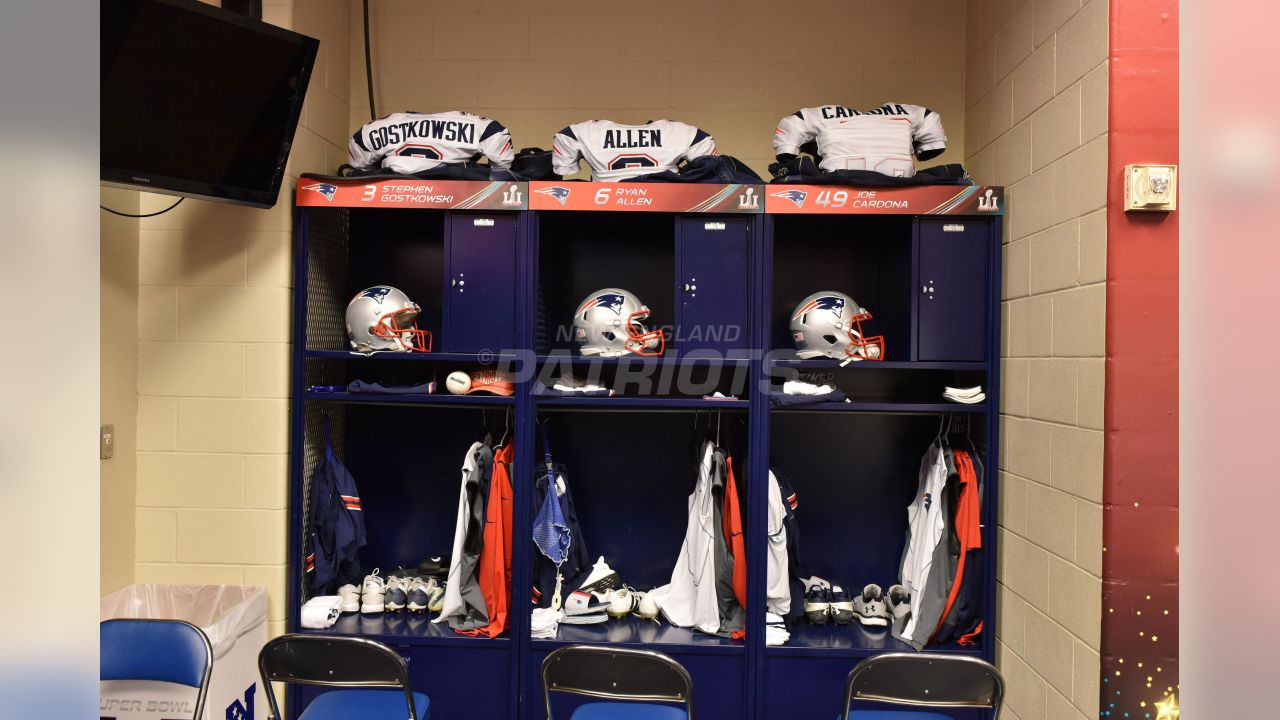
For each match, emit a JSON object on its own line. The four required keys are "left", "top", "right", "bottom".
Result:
{"left": 764, "top": 185, "right": 1005, "bottom": 215}
{"left": 528, "top": 181, "right": 764, "bottom": 213}
{"left": 295, "top": 176, "right": 528, "bottom": 210}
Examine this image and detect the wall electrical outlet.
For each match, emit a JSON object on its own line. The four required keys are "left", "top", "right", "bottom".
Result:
{"left": 101, "top": 424, "right": 114, "bottom": 460}
{"left": 1124, "top": 164, "right": 1178, "bottom": 212}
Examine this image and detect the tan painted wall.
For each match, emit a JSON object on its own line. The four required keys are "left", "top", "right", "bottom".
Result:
{"left": 131, "top": 0, "right": 350, "bottom": 637}
{"left": 347, "top": 0, "right": 969, "bottom": 176}
{"left": 102, "top": 187, "right": 141, "bottom": 596}
{"left": 964, "top": 1, "right": 1107, "bottom": 719}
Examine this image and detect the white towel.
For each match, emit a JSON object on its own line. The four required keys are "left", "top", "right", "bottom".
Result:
{"left": 301, "top": 596, "right": 342, "bottom": 629}
{"left": 531, "top": 607, "right": 562, "bottom": 638}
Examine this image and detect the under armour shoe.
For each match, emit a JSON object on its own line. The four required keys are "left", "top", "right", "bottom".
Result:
{"left": 337, "top": 584, "right": 360, "bottom": 614}
{"left": 360, "top": 569, "right": 387, "bottom": 614}
{"left": 886, "top": 584, "right": 912, "bottom": 621}
{"left": 384, "top": 576, "right": 409, "bottom": 613}
{"left": 804, "top": 584, "right": 833, "bottom": 625}
{"left": 830, "top": 585, "right": 855, "bottom": 625}
{"left": 406, "top": 577, "right": 436, "bottom": 613}
{"left": 853, "top": 584, "right": 891, "bottom": 627}
{"left": 576, "top": 556, "right": 621, "bottom": 597}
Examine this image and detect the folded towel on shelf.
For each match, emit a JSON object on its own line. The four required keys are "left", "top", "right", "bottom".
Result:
{"left": 943, "top": 385, "right": 986, "bottom": 404}
{"left": 300, "top": 595, "right": 343, "bottom": 629}
{"left": 765, "top": 612, "right": 790, "bottom": 646}
{"left": 770, "top": 380, "right": 848, "bottom": 406}
{"left": 531, "top": 607, "right": 563, "bottom": 638}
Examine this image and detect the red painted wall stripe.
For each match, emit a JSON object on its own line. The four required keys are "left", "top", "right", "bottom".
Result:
{"left": 1103, "top": 0, "right": 1179, "bottom": 715}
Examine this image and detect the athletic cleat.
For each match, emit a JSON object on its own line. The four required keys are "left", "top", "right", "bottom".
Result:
{"left": 830, "top": 585, "right": 855, "bottom": 625}
{"left": 576, "top": 556, "right": 621, "bottom": 597}
{"left": 337, "top": 584, "right": 360, "bottom": 614}
{"left": 406, "top": 577, "right": 435, "bottom": 613}
{"left": 804, "top": 584, "right": 833, "bottom": 625}
{"left": 637, "top": 591, "right": 661, "bottom": 621}
{"left": 384, "top": 576, "right": 408, "bottom": 613}
{"left": 360, "top": 569, "right": 387, "bottom": 614}
{"left": 607, "top": 587, "right": 642, "bottom": 619}
{"left": 426, "top": 580, "right": 446, "bottom": 614}
{"left": 853, "top": 584, "right": 891, "bottom": 627}
{"left": 886, "top": 584, "right": 912, "bottom": 621}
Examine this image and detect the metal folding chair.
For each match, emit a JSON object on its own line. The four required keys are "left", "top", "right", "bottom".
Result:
{"left": 542, "top": 645, "right": 694, "bottom": 720}
{"left": 841, "top": 652, "right": 1004, "bottom": 719}
{"left": 100, "top": 618, "right": 214, "bottom": 720}
{"left": 258, "top": 634, "right": 430, "bottom": 720}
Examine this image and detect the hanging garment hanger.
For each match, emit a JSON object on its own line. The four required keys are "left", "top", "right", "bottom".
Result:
{"left": 497, "top": 406, "right": 512, "bottom": 447}
{"left": 716, "top": 411, "right": 722, "bottom": 448}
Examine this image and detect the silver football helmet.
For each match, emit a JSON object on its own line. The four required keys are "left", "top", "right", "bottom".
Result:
{"left": 790, "top": 291, "right": 884, "bottom": 361}
{"left": 572, "top": 288, "right": 664, "bottom": 357}
{"left": 345, "top": 285, "right": 432, "bottom": 353}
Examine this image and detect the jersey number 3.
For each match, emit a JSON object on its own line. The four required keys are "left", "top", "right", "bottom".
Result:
{"left": 607, "top": 154, "right": 657, "bottom": 171}
{"left": 397, "top": 144, "right": 442, "bottom": 160}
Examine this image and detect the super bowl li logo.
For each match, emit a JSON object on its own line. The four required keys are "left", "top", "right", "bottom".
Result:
{"left": 501, "top": 183, "right": 523, "bottom": 206}
{"left": 737, "top": 187, "right": 759, "bottom": 210}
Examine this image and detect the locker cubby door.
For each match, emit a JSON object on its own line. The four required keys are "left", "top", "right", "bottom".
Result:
{"left": 676, "top": 217, "right": 751, "bottom": 357}
{"left": 916, "top": 219, "right": 990, "bottom": 362}
{"left": 444, "top": 213, "right": 517, "bottom": 353}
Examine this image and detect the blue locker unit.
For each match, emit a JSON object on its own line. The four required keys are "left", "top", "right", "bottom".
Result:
{"left": 290, "top": 179, "right": 1002, "bottom": 720}
{"left": 445, "top": 213, "right": 519, "bottom": 354}
{"left": 916, "top": 219, "right": 991, "bottom": 362}
{"left": 676, "top": 217, "right": 752, "bottom": 357}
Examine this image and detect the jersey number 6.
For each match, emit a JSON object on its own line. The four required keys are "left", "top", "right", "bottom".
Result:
{"left": 607, "top": 154, "right": 657, "bottom": 171}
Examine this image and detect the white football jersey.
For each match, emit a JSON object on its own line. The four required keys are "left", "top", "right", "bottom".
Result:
{"left": 773, "top": 103, "right": 947, "bottom": 177}
{"left": 348, "top": 111, "right": 514, "bottom": 174}
{"left": 553, "top": 119, "right": 717, "bottom": 182}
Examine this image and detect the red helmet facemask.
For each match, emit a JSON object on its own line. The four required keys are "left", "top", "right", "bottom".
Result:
{"left": 845, "top": 310, "right": 884, "bottom": 361}
{"left": 624, "top": 310, "right": 665, "bottom": 357}
{"left": 372, "top": 307, "right": 432, "bottom": 352}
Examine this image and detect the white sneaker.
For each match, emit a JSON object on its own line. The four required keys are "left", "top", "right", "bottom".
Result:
{"left": 607, "top": 587, "right": 642, "bottom": 619}
{"left": 427, "top": 580, "right": 446, "bottom": 613}
{"left": 337, "top": 584, "right": 360, "bottom": 614}
{"left": 360, "top": 569, "right": 387, "bottom": 614}
{"left": 406, "top": 577, "right": 436, "bottom": 613}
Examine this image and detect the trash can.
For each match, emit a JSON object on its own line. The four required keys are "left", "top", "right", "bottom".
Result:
{"left": 101, "top": 584, "right": 268, "bottom": 720}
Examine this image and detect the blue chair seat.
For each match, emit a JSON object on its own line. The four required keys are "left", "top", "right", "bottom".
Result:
{"left": 571, "top": 701, "right": 688, "bottom": 720}
{"left": 844, "top": 707, "right": 957, "bottom": 712}
{"left": 300, "top": 689, "right": 431, "bottom": 720}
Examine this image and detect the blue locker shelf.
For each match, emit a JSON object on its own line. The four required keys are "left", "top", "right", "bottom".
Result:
{"left": 301, "top": 613, "right": 513, "bottom": 649}
{"left": 769, "top": 358, "right": 988, "bottom": 371}
{"left": 765, "top": 624, "right": 983, "bottom": 659}
{"left": 533, "top": 617, "right": 744, "bottom": 656}
{"left": 291, "top": 184, "right": 1003, "bottom": 720}
{"left": 304, "top": 391, "right": 515, "bottom": 407}
{"left": 306, "top": 349, "right": 521, "bottom": 364}
{"left": 535, "top": 396, "right": 750, "bottom": 410}
{"left": 768, "top": 400, "right": 986, "bottom": 413}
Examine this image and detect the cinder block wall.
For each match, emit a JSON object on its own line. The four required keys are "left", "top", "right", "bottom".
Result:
{"left": 130, "top": 0, "right": 350, "bottom": 636}
{"left": 964, "top": 1, "right": 1108, "bottom": 718}
{"left": 347, "top": 0, "right": 970, "bottom": 175}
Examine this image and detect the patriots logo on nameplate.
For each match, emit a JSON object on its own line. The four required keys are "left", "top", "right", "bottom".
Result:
{"left": 578, "top": 293, "right": 625, "bottom": 317}
{"left": 535, "top": 186, "right": 572, "bottom": 205}
{"left": 302, "top": 182, "right": 338, "bottom": 201}
{"left": 771, "top": 189, "right": 808, "bottom": 208}
{"left": 793, "top": 295, "right": 844, "bottom": 320}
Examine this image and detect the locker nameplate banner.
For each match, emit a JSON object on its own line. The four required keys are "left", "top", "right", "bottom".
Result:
{"left": 296, "top": 176, "right": 528, "bottom": 210}
{"left": 529, "top": 181, "right": 764, "bottom": 213}
{"left": 765, "top": 185, "right": 1005, "bottom": 215}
